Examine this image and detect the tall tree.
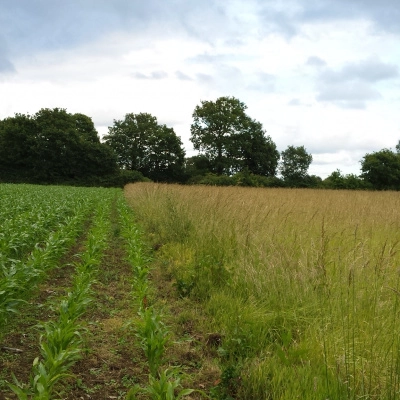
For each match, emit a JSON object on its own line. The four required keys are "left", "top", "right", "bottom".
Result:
{"left": 280, "top": 145, "right": 313, "bottom": 186}
{"left": 104, "top": 113, "right": 185, "bottom": 182}
{"left": 361, "top": 148, "right": 400, "bottom": 190}
{"left": 190, "top": 96, "right": 279, "bottom": 176}
{"left": 0, "top": 113, "right": 37, "bottom": 170}
{"left": 235, "top": 119, "right": 279, "bottom": 176}
{"left": 191, "top": 96, "right": 247, "bottom": 175}
{"left": 0, "top": 108, "right": 117, "bottom": 183}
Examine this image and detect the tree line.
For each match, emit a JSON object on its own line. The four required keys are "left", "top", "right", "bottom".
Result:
{"left": 0, "top": 96, "right": 399, "bottom": 190}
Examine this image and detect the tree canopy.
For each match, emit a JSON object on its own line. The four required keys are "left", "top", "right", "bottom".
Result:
{"left": 104, "top": 113, "right": 186, "bottom": 182}
{"left": 279, "top": 145, "right": 313, "bottom": 186}
{"left": 361, "top": 148, "right": 400, "bottom": 190}
{"left": 190, "top": 96, "right": 279, "bottom": 176}
{"left": 0, "top": 108, "right": 117, "bottom": 183}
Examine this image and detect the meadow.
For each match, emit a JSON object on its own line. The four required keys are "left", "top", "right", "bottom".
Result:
{"left": 1, "top": 182, "right": 400, "bottom": 399}
{"left": 125, "top": 183, "right": 400, "bottom": 399}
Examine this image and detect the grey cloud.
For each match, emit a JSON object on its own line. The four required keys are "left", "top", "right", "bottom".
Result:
{"left": 315, "top": 58, "right": 398, "bottom": 108}
{"left": 256, "top": 0, "right": 400, "bottom": 37}
{"left": 306, "top": 56, "right": 326, "bottom": 67}
{"left": 0, "top": 56, "right": 15, "bottom": 73}
{"left": 151, "top": 71, "right": 168, "bottom": 79}
{"left": 188, "top": 52, "right": 251, "bottom": 65}
{"left": 322, "top": 59, "right": 399, "bottom": 83}
{"left": 2, "top": 0, "right": 400, "bottom": 66}
{"left": 0, "top": 0, "right": 226, "bottom": 56}
{"left": 248, "top": 72, "right": 276, "bottom": 92}
{"left": 0, "top": 39, "right": 15, "bottom": 74}
{"left": 189, "top": 53, "right": 227, "bottom": 64}
{"left": 223, "top": 38, "right": 246, "bottom": 47}
{"left": 316, "top": 81, "right": 381, "bottom": 109}
{"left": 298, "top": 0, "right": 400, "bottom": 33}
{"left": 132, "top": 72, "right": 148, "bottom": 80}
{"left": 175, "top": 71, "right": 193, "bottom": 81}
{"left": 288, "top": 98, "right": 301, "bottom": 106}
{"left": 317, "top": 82, "right": 382, "bottom": 101}
{"left": 196, "top": 73, "right": 214, "bottom": 83}
{"left": 132, "top": 71, "right": 168, "bottom": 80}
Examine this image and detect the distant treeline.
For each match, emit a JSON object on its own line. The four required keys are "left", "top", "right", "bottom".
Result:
{"left": 1, "top": 98, "right": 399, "bottom": 189}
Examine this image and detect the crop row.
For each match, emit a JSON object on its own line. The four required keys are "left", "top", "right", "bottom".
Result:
{"left": 119, "top": 198, "right": 206, "bottom": 400}
{"left": 9, "top": 191, "right": 114, "bottom": 399}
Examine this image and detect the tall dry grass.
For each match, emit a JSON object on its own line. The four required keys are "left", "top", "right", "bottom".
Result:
{"left": 125, "top": 183, "right": 400, "bottom": 399}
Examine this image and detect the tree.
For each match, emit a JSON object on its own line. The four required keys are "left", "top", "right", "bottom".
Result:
{"left": 361, "top": 149, "right": 400, "bottom": 190}
{"left": 0, "top": 113, "right": 37, "bottom": 170}
{"left": 184, "top": 155, "right": 213, "bottom": 182}
{"left": 0, "top": 108, "right": 117, "bottom": 183}
{"left": 280, "top": 145, "right": 313, "bottom": 186}
{"left": 33, "top": 108, "right": 117, "bottom": 181}
{"left": 323, "top": 169, "right": 368, "bottom": 190}
{"left": 104, "top": 113, "right": 185, "bottom": 182}
{"left": 190, "top": 96, "right": 279, "bottom": 176}
{"left": 236, "top": 119, "right": 279, "bottom": 176}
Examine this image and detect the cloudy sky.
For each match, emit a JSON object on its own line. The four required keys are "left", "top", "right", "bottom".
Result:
{"left": 1, "top": 0, "right": 400, "bottom": 178}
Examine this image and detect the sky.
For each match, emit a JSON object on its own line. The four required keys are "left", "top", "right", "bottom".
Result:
{"left": 1, "top": 0, "right": 400, "bottom": 178}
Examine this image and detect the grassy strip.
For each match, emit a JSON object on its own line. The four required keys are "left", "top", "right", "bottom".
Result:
{"left": 8, "top": 196, "right": 113, "bottom": 399}
{"left": 125, "top": 183, "right": 400, "bottom": 399}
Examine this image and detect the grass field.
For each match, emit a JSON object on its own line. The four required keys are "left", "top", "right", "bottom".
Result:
{"left": 125, "top": 183, "right": 400, "bottom": 399}
{"left": 1, "top": 182, "right": 400, "bottom": 399}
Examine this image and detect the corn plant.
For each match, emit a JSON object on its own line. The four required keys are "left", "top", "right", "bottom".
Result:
{"left": 118, "top": 198, "right": 152, "bottom": 310}
{"left": 126, "top": 368, "right": 197, "bottom": 400}
{"left": 135, "top": 307, "right": 170, "bottom": 377}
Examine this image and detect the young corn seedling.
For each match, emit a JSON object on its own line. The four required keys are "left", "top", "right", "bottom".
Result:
{"left": 126, "top": 368, "right": 197, "bottom": 400}
{"left": 9, "top": 320, "right": 83, "bottom": 399}
{"left": 136, "top": 307, "right": 170, "bottom": 377}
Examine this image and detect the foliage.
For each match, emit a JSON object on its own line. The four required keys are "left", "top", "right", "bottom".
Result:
{"left": 279, "top": 145, "right": 313, "bottom": 186}
{"left": 189, "top": 172, "right": 285, "bottom": 187}
{"left": 323, "top": 169, "right": 371, "bottom": 190}
{"left": 126, "top": 368, "right": 197, "bottom": 400}
{"left": 94, "top": 169, "right": 150, "bottom": 188}
{"left": 190, "top": 96, "right": 279, "bottom": 176}
{"left": 135, "top": 307, "right": 170, "bottom": 377}
{"left": 0, "top": 108, "right": 117, "bottom": 184}
{"left": 104, "top": 113, "right": 186, "bottom": 182}
{"left": 361, "top": 148, "right": 400, "bottom": 190}
{"left": 184, "top": 155, "right": 213, "bottom": 182}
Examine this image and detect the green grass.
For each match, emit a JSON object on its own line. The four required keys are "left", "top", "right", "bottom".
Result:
{"left": 125, "top": 183, "right": 400, "bottom": 399}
